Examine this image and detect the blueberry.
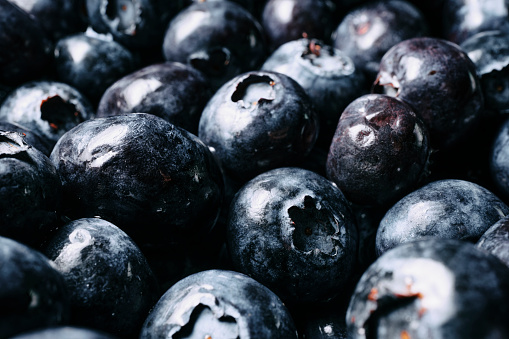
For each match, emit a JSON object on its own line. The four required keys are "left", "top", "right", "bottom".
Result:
{"left": 0, "top": 236, "right": 70, "bottom": 338}
{"left": 227, "top": 167, "right": 358, "bottom": 304}
{"left": 49, "top": 113, "right": 224, "bottom": 249}
{"left": 374, "top": 37, "right": 484, "bottom": 150}
{"left": 332, "top": 0, "right": 429, "bottom": 82}
{"left": 54, "top": 32, "right": 138, "bottom": 105}
{"left": 0, "top": 121, "right": 53, "bottom": 156}
{"left": 97, "top": 62, "right": 213, "bottom": 135}
{"left": 9, "top": 326, "right": 118, "bottom": 339}
{"left": 326, "top": 94, "right": 430, "bottom": 207}
{"left": 198, "top": 70, "right": 319, "bottom": 183}
{"left": 477, "top": 215, "right": 509, "bottom": 268}
{"left": 0, "top": 131, "right": 61, "bottom": 247}
{"left": 0, "top": 81, "right": 95, "bottom": 147}
{"left": 140, "top": 269, "right": 299, "bottom": 339}
{"left": 376, "top": 179, "right": 509, "bottom": 256}
{"left": 347, "top": 238, "right": 509, "bottom": 338}
{"left": 42, "top": 217, "right": 159, "bottom": 338}
{"left": 162, "top": 0, "right": 267, "bottom": 90}
{"left": 490, "top": 117, "right": 509, "bottom": 199}
{"left": 261, "top": 38, "right": 367, "bottom": 147}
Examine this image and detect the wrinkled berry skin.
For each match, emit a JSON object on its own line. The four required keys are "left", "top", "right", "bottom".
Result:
{"left": 332, "top": 0, "right": 429, "bottom": 81}
{"left": 140, "top": 269, "right": 298, "bottom": 339}
{"left": 376, "top": 179, "right": 509, "bottom": 256}
{"left": 50, "top": 113, "right": 224, "bottom": 249}
{"left": 198, "top": 71, "right": 319, "bottom": 182}
{"left": 326, "top": 94, "right": 430, "bottom": 207}
{"left": 162, "top": 1, "right": 267, "bottom": 90}
{"left": 0, "top": 121, "right": 52, "bottom": 156}
{"left": 54, "top": 33, "right": 138, "bottom": 105}
{"left": 477, "top": 215, "right": 509, "bottom": 268}
{"left": 86, "top": 0, "right": 184, "bottom": 49}
{"left": 42, "top": 218, "right": 159, "bottom": 338}
{"left": 261, "top": 0, "right": 337, "bottom": 52}
{"left": 0, "top": 236, "right": 70, "bottom": 338}
{"left": 262, "top": 38, "right": 366, "bottom": 147}
{"left": 347, "top": 238, "right": 509, "bottom": 339}
{"left": 0, "top": 81, "right": 95, "bottom": 147}
{"left": 227, "top": 167, "right": 358, "bottom": 304}
{"left": 0, "top": 0, "right": 53, "bottom": 85}
{"left": 374, "top": 37, "right": 484, "bottom": 150}
{"left": 0, "top": 131, "right": 61, "bottom": 247}
{"left": 461, "top": 30, "right": 509, "bottom": 117}
{"left": 442, "top": 0, "right": 509, "bottom": 44}
{"left": 10, "top": 326, "right": 117, "bottom": 339}
{"left": 97, "top": 62, "right": 212, "bottom": 135}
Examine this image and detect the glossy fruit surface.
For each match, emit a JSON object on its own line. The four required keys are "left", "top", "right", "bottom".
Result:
{"left": 374, "top": 37, "right": 484, "bottom": 150}
{"left": 50, "top": 113, "right": 224, "bottom": 249}
{"left": 326, "top": 94, "right": 430, "bottom": 207}
{"left": 42, "top": 218, "right": 159, "bottom": 338}
{"left": 347, "top": 238, "right": 509, "bottom": 338}
{"left": 140, "top": 269, "right": 298, "bottom": 339}
{"left": 97, "top": 62, "right": 212, "bottom": 135}
{"left": 227, "top": 167, "right": 358, "bottom": 304}
{"left": 198, "top": 70, "right": 319, "bottom": 182}
{"left": 376, "top": 179, "right": 509, "bottom": 256}
{"left": 0, "top": 236, "right": 70, "bottom": 338}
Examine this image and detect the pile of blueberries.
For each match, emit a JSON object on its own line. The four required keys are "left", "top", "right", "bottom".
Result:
{"left": 3, "top": 0, "right": 509, "bottom": 338}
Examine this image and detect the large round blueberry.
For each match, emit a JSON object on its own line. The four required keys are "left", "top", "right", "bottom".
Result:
{"left": 162, "top": 0, "right": 267, "bottom": 90}
{"left": 0, "top": 131, "right": 61, "bottom": 247}
{"left": 374, "top": 37, "right": 484, "bottom": 150}
{"left": 198, "top": 70, "right": 319, "bottom": 182}
{"left": 0, "top": 236, "right": 70, "bottom": 338}
{"left": 97, "top": 62, "right": 213, "bottom": 135}
{"left": 9, "top": 326, "right": 117, "bottom": 339}
{"left": 0, "top": 81, "right": 95, "bottom": 147}
{"left": 326, "top": 94, "right": 430, "bottom": 207}
{"left": 49, "top": 113, "right": 224, "bottom": 248}
{"left": 261, "top": 38, "right": 366, "bottom": 147}
{"left": 227, "top": 167, "right": 358, "bottom": 304}
{"left": 42, "top": 217, "right": 159, "bottom": 338}
{"left": 347, "top": 238, "right": 509, "bottom": 338}
{"left": 376, "top": 179, "right": 509, "bottom": 256}
{"left": 477, "top": 215, "right": 509, "bottom": 268}
{"left": 140, "top": 269, "right": 298, "bottom": 339}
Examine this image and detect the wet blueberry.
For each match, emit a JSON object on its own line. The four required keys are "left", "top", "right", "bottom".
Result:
{"left": 376, "top": 179, "right": 509, "bottom": 256}
{"left": 42, "top": 217, "right": 159, "bottom": 338}
{"left": 326, "top": 94, "right": 430, "bottom": 207}
{"left": 227, "top": 167, "right": 358, "bottom": 305}
{"left": 198, "top": 70, "right": 319, "bottom": 183}
{"left": 347, "top": 238, "right": 509, "bottom": 338}
{"left": 140, "top": 269, "right": 299, "bottom": 339}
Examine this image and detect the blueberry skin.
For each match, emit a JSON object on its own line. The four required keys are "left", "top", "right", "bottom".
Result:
{"left": 0, "top": 236, "right": 70, "bottom": 338}
{"left": 86, "top": 0, "right": 185, "bottom": 49}
{"left": 162, "top": 0, "right": 267, "bottom": 90}
{"left": 42, "top": 218, "right": 159, "bottom": 338}
{"left": 198, "top": 70, "right": 319, "bottom": 182}
{"left": 326, "top": 94, "right": 430, "bottom": 207}
{"left": 261, "top": 38, "right": 366, "bottom": 147}
{"left": 477, "top": 215, "right": 509, "bottom": 268}
{"left": 0, "top": 121, "right": 53, "bottom": 156}
{"left": 347, "top": 238, "right": 509, "bottom": 339}
{"left": 0, "top": 131, "right": 62, "bottom": 248}
{"left": 0, "top": 81, "right": 95, "bottom": 147}
{"left": 442, "top": 0, "right": 509, "bottom": 44}
{"left": 490, "top": 117, "right": 509, "bottom": 199}
{"left": 9, "top": 326, "right": 118, "bottom": 339}
{"left": 332, "top": 0, "right": 429, "bottom": 82}
{"left": 261, "top": 0, "right": 337, "bottom": 52}
{"left": 54, "top": 32, "right": 138, "bottom": 105}
{"left": 461, "top": 30, "right": 509, "bottom": 117}
{"left": 376, "top": 179, "right": 509, "bottom": 256}
{"left": 97, "top": 62, "right": 212, "bottom": 135}
{"left": 49, "top": 113, "right": 224, "bottom": 248}
{"left": 0, "top": 0, "right": 53, "bottom": 85}
{"left": 227, "top": 167, "right": 358, "bottom": 304}
{"left": 374, "top": 37, "right": 484, "bottom": 150}
{"left": 140, "top": 269, "right": 298, "bottom": 339}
